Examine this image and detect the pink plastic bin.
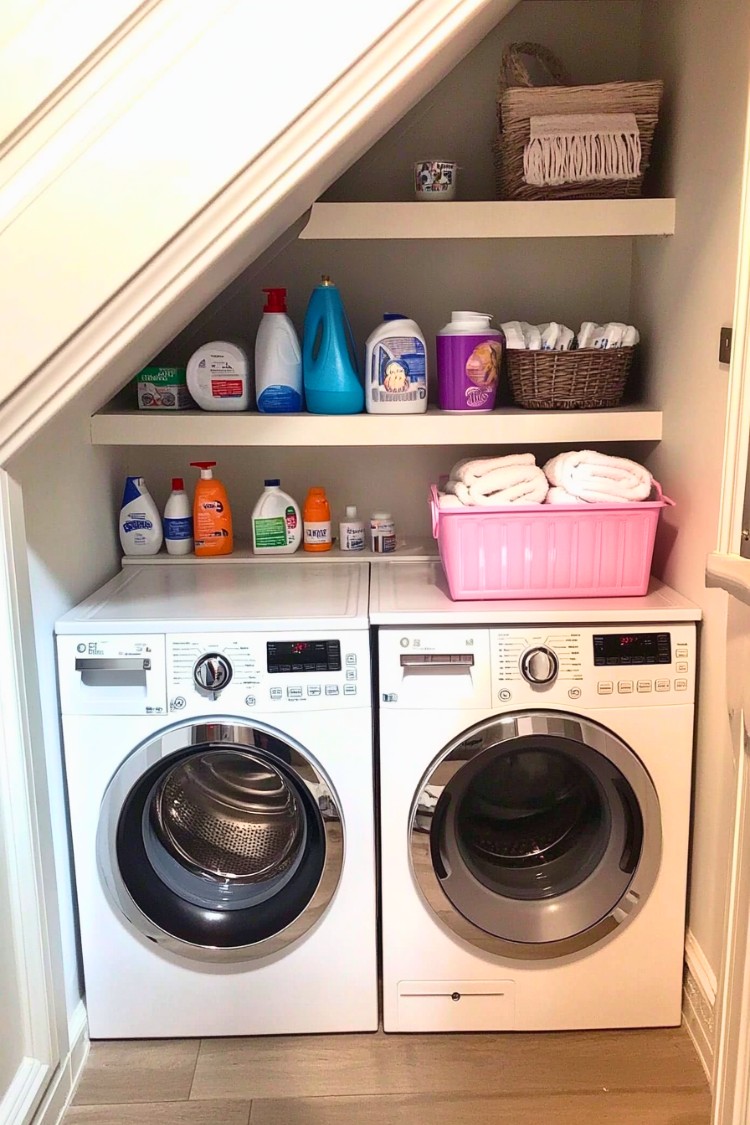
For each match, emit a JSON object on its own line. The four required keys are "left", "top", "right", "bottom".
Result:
{"left": 430, "top": 483, "right": 673, "bottom": 601}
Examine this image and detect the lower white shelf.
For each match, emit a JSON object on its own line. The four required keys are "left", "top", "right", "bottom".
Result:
{"left": 120, "top": 537, "right": 438, "bottom": 565}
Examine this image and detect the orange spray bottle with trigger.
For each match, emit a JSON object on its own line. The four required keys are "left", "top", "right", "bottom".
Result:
{"left": 190, "top": 461, "right": 233, "bottom": 556}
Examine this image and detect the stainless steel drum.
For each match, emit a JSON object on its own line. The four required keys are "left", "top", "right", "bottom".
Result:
{"left": 150, "top": 749, "right": 302, "bottom": 882}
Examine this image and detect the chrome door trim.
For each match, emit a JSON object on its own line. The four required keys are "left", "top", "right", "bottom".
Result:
{"left": 97, "top": 718, "right": 343, "bottom": 963}
{"left": 410, "top": 710, "right": 662, "bottom": 961}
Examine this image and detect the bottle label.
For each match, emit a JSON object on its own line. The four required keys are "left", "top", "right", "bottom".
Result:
{"left": 254, "top": 516, "right": 288, "bottom": 548}
{"left": 370, "top": 337, "right": 427, "bottom": 404}
{"left": 285, "top": 506, "right": 298, "bottom": 531}
{"left": 257, "top": 385, "right": 303, "bottom": 413}
{"left": 209, "top": 378, "right": 244, "bottom": 398}
{"left": 122, "top": 517, "right": 154, "bottom": 533}
{"left": 164, "top": 516, "right": 193, "bottom": 541}
{"left": 304, "top": 521, "right": 332, "bottom": 547}
{"left": 341, "top": 525, "right": 365, "bottom": 551}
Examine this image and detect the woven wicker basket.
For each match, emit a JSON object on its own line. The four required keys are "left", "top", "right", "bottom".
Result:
{"left": 494, "top": 43, "right": 663, "bottom": 201}
{"left": 506, "top": 347, "right": 635, "bottom": 409}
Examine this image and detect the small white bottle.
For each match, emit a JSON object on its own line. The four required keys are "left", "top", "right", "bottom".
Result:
{"left": 255, "top": 288, "right": 303, "bottom": 413}
{"left": 163, "top": 477, "right": 194, "bottom": 556}
{"left": 370, "top": 512, "right": 396, "bottom": 553}
{"left": 119, "top": 476, "right": 163, "bottom": 556}
{"left": 251, "top": 479, "right": 302, "bottom": 554}
{"left": 339, "top": 506, "right": 366, "bottom": 552}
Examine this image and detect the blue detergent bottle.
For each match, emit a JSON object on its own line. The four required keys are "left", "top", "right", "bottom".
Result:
{"left": 302, "top": 275, "right": 364, "bottom": 414}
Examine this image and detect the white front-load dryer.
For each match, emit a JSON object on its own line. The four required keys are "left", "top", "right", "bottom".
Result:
{"left": 56, "top": 562, "right": 377, "bottom": 1038}
{"left": 372, "top": 563, "right": 700, "bottom": 1033}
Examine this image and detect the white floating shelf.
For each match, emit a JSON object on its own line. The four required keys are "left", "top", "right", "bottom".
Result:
{"left": 121, "top": 537, "right": 438, "bottom": 565}
{"left": 299, "top": 199, "right": 676, "bottom": 240}
{"left": 91, "top": 405, "right": 663, "bottom": 447}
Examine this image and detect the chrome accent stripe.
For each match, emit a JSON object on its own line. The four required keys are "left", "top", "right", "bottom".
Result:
{"left": 97, "top": 717, "right": 344, "bottom": 963}
{"left": 410, "top": 709, "right": 662, "bottom": 961}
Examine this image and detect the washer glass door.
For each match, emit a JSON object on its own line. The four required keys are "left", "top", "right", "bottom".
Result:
{"left": 98, "top": 721, "right": 342, "bottom": 962}
{"left": 411, "top": 711, "right": 661, "bottom": 959}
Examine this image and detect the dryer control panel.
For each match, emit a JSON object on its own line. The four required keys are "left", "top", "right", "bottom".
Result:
{"left": 491, "top": 624, "right": 696, "bottom": 708}
{"left": 378, "top": 624, "right": 696, "bottom": 709}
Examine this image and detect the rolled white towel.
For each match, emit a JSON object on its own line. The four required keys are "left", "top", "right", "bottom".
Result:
{"left": 445, "top": 464, "right": 548, "bottom": 505}
{"left": 543, "top": 450, "right": 652, "bottom": 503}
{"left": 449, "top": 453, "right": 536, "bottom": 485}
{"left": 545, "top": 485, "right": 580, "bottom": 505}
{"left": 437, "top": 493, "right": 465, "bottom": 509}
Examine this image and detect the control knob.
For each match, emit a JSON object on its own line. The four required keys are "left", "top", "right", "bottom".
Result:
{"left": 520, "top": 646, "right": 559, "bottom": 686}
{"left": 194, "top": 653, "right": 233, "bottom": 697}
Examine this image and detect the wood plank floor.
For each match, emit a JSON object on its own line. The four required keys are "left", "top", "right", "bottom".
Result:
{"left": 63, "top": 1027, "right": 711, "bottom": 1124}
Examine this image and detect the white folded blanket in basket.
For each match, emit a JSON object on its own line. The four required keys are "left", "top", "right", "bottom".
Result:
{"left": 445, "top": 464, "right": 549, "bottom": 506}
{"left": 543, "top": 450, "right": 653, "bottom": 503}
{"left": 545, "top": 485, "right": 580, "bottom": 505}
{"left": 450, "top": 453, "right": 536, "bottom": 484}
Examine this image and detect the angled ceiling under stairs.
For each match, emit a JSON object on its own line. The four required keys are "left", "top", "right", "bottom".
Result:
{"left": 0, "top": 0, "right": 519, "bottom": 461}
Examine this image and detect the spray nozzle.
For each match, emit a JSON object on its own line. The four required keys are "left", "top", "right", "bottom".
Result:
{"left": 262, "top": 288, "right": 287, "bottom": 313}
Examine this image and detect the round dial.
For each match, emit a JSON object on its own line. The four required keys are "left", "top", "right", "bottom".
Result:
{"left": 519, "top": 646, "right": 559, "bottom": 685}
{"left": 193, "top": 653, "right": 233, "bottom": 694}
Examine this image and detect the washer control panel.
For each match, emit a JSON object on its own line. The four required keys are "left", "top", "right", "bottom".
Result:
{"left": 167, "top": 630, "right": 370, "bottom": 714}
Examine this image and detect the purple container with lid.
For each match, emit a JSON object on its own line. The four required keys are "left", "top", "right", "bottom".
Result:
{"left": 437, "top": 311, "right": 503, "bottom": 412}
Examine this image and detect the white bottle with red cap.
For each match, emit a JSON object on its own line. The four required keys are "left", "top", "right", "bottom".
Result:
{"left": 255, "top": 287, "right": 303, "bottom": 413}
{"left": 163, "top": 477, "right": 194, "bottom": 556}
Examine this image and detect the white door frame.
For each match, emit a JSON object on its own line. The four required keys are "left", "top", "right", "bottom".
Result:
{"left": 0, "top": 469, "right": 61, "bottom": 1125}
{"left": 710, "top": 72, "right": 750, "bottom": 1125}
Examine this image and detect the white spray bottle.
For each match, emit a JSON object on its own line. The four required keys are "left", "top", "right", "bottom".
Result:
{"left": 119, "top": 477, "right": 163, "bottom": 556}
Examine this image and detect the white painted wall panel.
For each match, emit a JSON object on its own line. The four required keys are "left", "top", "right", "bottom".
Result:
{"left": 631, "top": 0, "right": 750, "bottom": 975}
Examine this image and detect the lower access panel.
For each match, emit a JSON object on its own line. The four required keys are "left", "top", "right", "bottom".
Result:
{"left": 397, "top": 979, "right": 516, "bottom": 1032}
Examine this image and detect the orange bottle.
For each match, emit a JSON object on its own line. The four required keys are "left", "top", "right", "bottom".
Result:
{"left": 303, "top": 487, "right": 332, "bottom": 552}
{"left": 190, "top": 461, "right": 233, "bottom": 556}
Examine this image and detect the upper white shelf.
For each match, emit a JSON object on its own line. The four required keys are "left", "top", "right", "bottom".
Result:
{"left": 299, "top": 199, "right": 676, "bottom": 240}
{"left": 90, "top": 404, "right": 662, "bottom": 447}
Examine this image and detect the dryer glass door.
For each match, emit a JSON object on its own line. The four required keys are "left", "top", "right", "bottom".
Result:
{"left": 98, "top": 721, "right": 343, "bottom": 962}
{"left": 411, "top": 711, "right": 661, "bottom": 959}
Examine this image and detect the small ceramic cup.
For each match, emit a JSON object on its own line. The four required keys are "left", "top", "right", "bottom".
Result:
{"left": 413, "top": 160, "right": 458, "bottom": 202}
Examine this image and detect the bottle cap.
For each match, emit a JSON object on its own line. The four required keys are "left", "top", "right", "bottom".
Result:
{"left": 345, "top": 506, "right": 358, "bottom": 519}
{"left": 308, "top": 487, "right": 326, "bottom": 497}
{"left": 265, "top": 479, "right": 280, "bottom": 487}
{"left": 320, "top": 275, "right": 334, "bottom": 286}
{"left": 262, "top": 288, "right": 287, "bottom": 313}
{"left": 371, "top": 511, "right": 392, "bottom": 519}
{"left": 383, "top": 313, "right": 407, "bottom": 321}
{"left": 171, "top": 478, "right": 184, "bottom": 491}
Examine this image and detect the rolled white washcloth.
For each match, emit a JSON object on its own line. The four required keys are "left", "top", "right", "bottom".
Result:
{"left": 449, "top": 453, "right": 537, "bottom": 485}
{"left": 543, "top": 450, "right": 653, "bottom": 503}
{"left": 445, "top": 463, "right": 548, "bottom": 506}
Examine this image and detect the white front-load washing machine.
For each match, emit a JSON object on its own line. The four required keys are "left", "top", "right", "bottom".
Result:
{"left": 371, "top": 562, "right": 700, "bottom": 1033}
{"left": 56, "top": 562, "right": 377, "bottom": 1038}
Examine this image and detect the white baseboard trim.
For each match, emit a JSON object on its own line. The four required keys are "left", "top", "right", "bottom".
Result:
{"left": 0, "top": 1058, "right": 49, "bottom": 1125}
{"left": 684, "top": 931, "right": 717, "bottom": 1085}
{"left": 32, "top": 1001, "right": 88, "bottom": 1125}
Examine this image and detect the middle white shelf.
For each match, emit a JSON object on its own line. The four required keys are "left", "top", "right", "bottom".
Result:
{"left": 91, "top": 404, "right": 662, "bottom": 446}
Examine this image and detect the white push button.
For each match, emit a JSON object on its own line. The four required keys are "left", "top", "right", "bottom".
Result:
{"left": 618, "top": 681, "right": 634, "bottom": 694}
{"left": 675, "top": 678, "right": 688, "bottom": 691}
{"left": 343, "top": 684, "right": 357, "bottom": 695}
{"left": 677, "top": 662, "right": 688, "bottom": 673}
{"left": 270, "top": 687, "right": 282, "bottom": 700}
{"left": 307, "top": 685, "right": 321, "bottom": 696}
{"left": 287, "top": 686, "right": 303, "bottom": 700}
{"left": 325, "top": 685, "right": 340, "bottom": 696}
{"left": 568, "top": 687, "right": 581, "bottom": 700}
{"left": 597, "top": 682, "right": 614, "bottom": 695}
{"left": 637, "top": 681, "right": 653, "bottom": 693}
{"left": 346, "top": 654, "right": 357, "bottom": 665}
{"left": 346, "top": 669, "right": 357, "bottom": 681}
{"left": 655, "top": 679, "right": 670, "bottom": 692}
